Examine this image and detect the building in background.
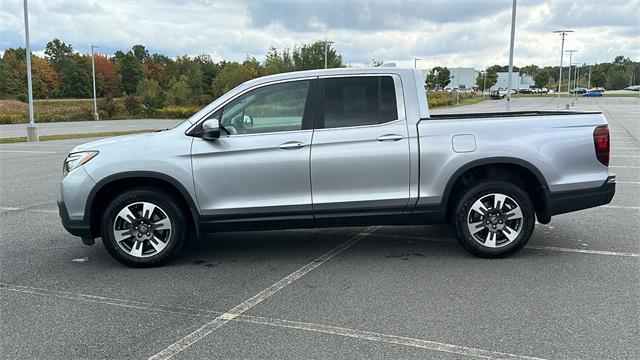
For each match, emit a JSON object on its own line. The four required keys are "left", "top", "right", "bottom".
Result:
{"left": 490, "top": 72, "right": 536, "bottom": 90}
{"left": 445, "top": 67, "right": 479, "bottom": 89}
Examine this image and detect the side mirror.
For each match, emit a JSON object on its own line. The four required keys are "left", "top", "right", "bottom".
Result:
{"left": 243, "top": 115, "right": 253, "bottom": 128}
{"left": 201, "top": 118, "right": 220, "bottom": 140}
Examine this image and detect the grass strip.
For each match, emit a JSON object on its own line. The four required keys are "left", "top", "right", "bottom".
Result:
{"left": 0, "top": 129, "right": 154, "bottom": 144}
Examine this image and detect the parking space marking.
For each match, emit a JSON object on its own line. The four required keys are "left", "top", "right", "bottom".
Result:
{"left": 0, "top": 207, "right": 58, "bottom": 214}
{"left": 611, "top": 155, "right": 640, "bottom": 158}
{"left": 602, "top": 205, "right": 640, "bottom": 210}
{"left": 526, "top": 246, "right": 640, "bottom": 257}
{"left": 609, "top": 166, "right": 640, "bottom": 169}
{"left": 237, "top": 314, "right": 545, "bottom": 360}
{"left": 617, "top": 181, "right": 640, "bottom": 184}
{"left": 0, "top": 150, "right": 58, "bottom": 154}
{"left": 1, "top": 281, "right": 545, "bottom": 360}
{"left": 369, "top": 234, "right": 640, "bottom": 258}
{"left": 149, "top": 226, "right": 380, "bottom": 360}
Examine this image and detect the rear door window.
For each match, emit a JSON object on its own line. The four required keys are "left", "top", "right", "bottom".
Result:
{"left": 321, "top": 76, "right": 398, "bottom": 129}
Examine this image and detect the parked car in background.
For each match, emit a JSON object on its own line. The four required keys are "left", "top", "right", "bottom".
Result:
{"left": 584, "top": 90, "right": 604, "bottom": 97}
{"left": 589, "top": 87, "right": 606, "bottom": 93}
{"left": 58, "top": 68, "right": 616, "bottom": 266}
{"left": 518, "top": 88, "right": 533, "bottom": 94}
{"left": 624, "top": 85, "right": 640, "bottom": 91}
{"left": 570, "top": 88, "right": 588, "bottom": 94}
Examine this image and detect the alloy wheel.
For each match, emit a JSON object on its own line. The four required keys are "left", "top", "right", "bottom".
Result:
{"left": 466, "top": 193, "right": 524, "bottom": 248}
{"left": 112, "top": 201, "right": 172, "bottom": 258}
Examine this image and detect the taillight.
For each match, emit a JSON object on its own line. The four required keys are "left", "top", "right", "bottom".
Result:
{"left": 593, "top": 125, "right": 610, "bottom": 166}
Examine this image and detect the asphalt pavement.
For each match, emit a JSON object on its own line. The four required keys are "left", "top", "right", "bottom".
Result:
{"left": 0, "top": 97, "right": 638, "bottom": 359}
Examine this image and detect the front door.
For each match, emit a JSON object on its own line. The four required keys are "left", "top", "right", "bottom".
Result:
{"left": 310, "top": 75, "right": 410, "bottom": 225}
{"left": 191, "top": 79, "right": 316, "bottom": 230}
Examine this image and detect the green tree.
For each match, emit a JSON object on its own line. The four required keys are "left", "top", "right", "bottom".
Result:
{"left": 132, "top": 45, "right": 150, "bottom": 63}
{"left": 119, "top": 52, "right": 144, "bottom": 94}
{"left": 59, "top": 56, "right": 92, "bottom": 98}
{"left": 425, "top": 67, "right": 451, "bottom": 90}
{"left": 533, "top": 69, "right": 550, "bottom": 89}
{"left": 290, "top": 41, "right": 342, "bottom": 70}
{"left": 475, "top": 70, "right": 498, "bottom": 92}
{"left": 212, "top": 62, "right": 258, "bottom": 98}
{"left": 136, "top": 78, "right": 164, "bottom": 109}
{"left": 44, "top": 39, "right": 74, "bottom": 71}
{"left": 166, "top": 75, "right": 191, "bottom": 105}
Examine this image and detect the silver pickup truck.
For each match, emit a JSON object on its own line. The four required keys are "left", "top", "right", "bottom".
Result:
{"left": 58, "top": 68, "right": 615, "bottom": 266}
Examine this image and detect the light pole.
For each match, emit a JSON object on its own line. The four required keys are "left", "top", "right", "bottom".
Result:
{"left": 565, "top": 50, "right": 577, "bottom": 104}
{"left": 553, "top": 29, "right": 573, "bottom": 110}
{"left": 414, "top": 58, "right": 421, "bottom": 69}
{"left": 23, "top": 0, "right": 37, "bottom": 142}
{"left": 482, "top": 70, "right": 487, "bottom": 96}
{"left": 506, "top": 0, "right": 517, "bottom": 111}
{"left": 587, "top": 65, "right": 591, "bottom": 90}
{"left": 91, "top": 44, "right": 99, "bottom": 121}
{"left": 323, "top": 39, "right": 334, "bottom": 69}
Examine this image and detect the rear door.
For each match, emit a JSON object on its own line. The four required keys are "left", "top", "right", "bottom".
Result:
{"left": 310, "top": 75, "right": 410, "bottom": 225}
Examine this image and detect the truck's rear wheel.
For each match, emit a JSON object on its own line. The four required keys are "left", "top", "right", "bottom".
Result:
{"left": 101, "top": 188, "right": 186, "bottom": 267}
{"left": 453, "top": 180, "right": 535, "bottom": 258}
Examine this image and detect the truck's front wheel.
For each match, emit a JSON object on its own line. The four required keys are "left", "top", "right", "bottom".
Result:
{"left": 101, "top": 188, "right": 187, "bottom": 267}
{"left": 453, "top": 181, "right": 535, "bottom": 258}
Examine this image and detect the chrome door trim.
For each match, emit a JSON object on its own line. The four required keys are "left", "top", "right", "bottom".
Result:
{"left": 313, "top": 118, "right": 406, "bottom": 132}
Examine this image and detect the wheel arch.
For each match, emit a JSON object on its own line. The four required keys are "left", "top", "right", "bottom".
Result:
{"left": 85, "top": 171, "right": 201, "bottom": 238}
{"left": 442, "top": 157, "right": 551, "bottom": 224}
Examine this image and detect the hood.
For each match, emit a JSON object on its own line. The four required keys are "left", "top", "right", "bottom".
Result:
{"left": 70, "top": 130, "right": 163, "bottom": 153}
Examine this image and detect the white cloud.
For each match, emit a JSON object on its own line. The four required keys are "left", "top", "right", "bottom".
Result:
{"left": 0, "top": 0, "right": 638, "bottom": 68}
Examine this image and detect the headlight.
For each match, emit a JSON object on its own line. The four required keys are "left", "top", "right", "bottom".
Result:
{"left": 63, "top": 151, "right": 98, "bottom": 176}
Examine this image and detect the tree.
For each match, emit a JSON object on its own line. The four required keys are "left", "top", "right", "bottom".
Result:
{"left": 212, "top": 62, "right": 259, "bottom": 98}
{"left": 519, "top": 64, "right": 539, "bottom": 76}
{"left": 119, "top": 52, "right": 143, "bottom": 94}
{"left": 166, "top": 75, "right": 191, "bottom": 105}
{"left": 93, "top": 54, "right": 119, "bottom": 96}
{"left": 59, "top": 55, "right": 92, "bottom": 98}
{"left": 44, "top": 39, "right": 74, "bottom": 71}
{"left": 132, "top": 45, "right": 150, "bottom": 63}
{"left": 533, "top": 69, "right": 550, "bottom": 89}
{"left": 31, "top": 56, "right": 59, "bottom": 98}
{"left": 290, "top": 41, "right": 342, "bottom": 70}
{"left": 425, "top": 67, "right": 451, "bottom": 90}
{"left": 475, "top": 70, "right": 498, "bottom": 92}
{"left": 136, "top": 78, "right": 164, "bottom": 109}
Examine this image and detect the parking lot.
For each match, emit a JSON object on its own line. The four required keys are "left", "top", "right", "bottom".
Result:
{"left": 1, "top": 97, "right": 638, "bottom": 359}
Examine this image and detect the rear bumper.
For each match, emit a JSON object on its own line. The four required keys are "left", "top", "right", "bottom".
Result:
{"left": 58, "top": 200, "right": 92, "bottom": 239}
{"left": 548, "top": 176, "right": 616, "bottom": 216}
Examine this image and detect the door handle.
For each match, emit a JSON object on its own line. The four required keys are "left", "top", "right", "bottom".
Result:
{"left": 376, "top": 134, "right": 404, "bottom": 142}
{"left": 279, "top": 141, "right": 307, "bottom": 150}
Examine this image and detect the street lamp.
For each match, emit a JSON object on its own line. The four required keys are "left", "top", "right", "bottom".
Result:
{"left": 482, "top": 70, "right": 487, "bottom": 96}
{"left": 414, "top": 58, "right": 421, "bottom": 69}
{"left": 506, "top": 0, "right": 517, "bottom": 111}
{"left": 91, "top": 44, "right": 99, "bottom": 121}
{"left": 565, "top": 50, "right": 577, "bottom": 104}
{"left": 323, "top": 39, "right": 334, "bottom": 69}
{"left": 23, "top": 0, "right": 37, "bottom": 142}
{"left": 553, "top": 29, "right": 574, "bottom": 110}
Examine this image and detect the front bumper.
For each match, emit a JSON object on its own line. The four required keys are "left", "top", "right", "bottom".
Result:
{"left": 58, "top": 200, "right": 92, "bottom": 239}
{"left": 548, "top": 175, "right": 616, "bottom": 216}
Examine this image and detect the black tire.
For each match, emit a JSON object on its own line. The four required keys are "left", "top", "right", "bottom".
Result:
{"left": 101, "top": 188, "right": 187, "bottom": 267}
{"left": 453, "top": 180, "right": 535, "bottom": 258}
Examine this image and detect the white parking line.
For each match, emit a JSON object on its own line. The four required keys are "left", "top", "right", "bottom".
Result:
{"left": 0, "top": 207, "right": 58, "bottom": 214}
{"left": 370, "top": 234, "right": 640, "bottom": 258}
{"left": 617, "top": 181, "right": 640, "bottom": 184}
{"left": 149, "top": 226, "right": 380, "bottom": 360}
{"left": 611, "top": 147, "right": 640, "bottom": 150}
{"left": 602, "top": 205, "right": 640, "bottom": 210}
{"left": 611, "top": 155, "right": 640, "bottom": 158}
{"left": 1, "top": 282, "right": 545, "bottom": 360}
{"left": 526, "top": 246, "right": 640, "bottom": 258}
{"left": 239, "top": 314, "right": 545, "bottom": 360}
{"left": 609, "top": 166, "right": 640, "bottom": 169}
{"left": 0, "top": 150, "right": 58, "bottom": 154}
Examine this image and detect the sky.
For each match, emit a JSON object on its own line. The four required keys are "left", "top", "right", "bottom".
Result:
{"left": 1, "top": 0, "right": 638, "bottom": 69}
